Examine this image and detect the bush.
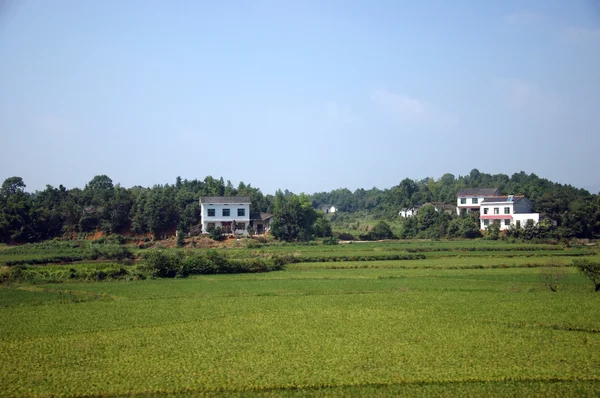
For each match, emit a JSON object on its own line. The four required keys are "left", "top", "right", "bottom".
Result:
{"left": 334, "top": 231, "right": 355, "bottom": 241}
{"left": 245, "top": 239, "right": 263, "bottom": 249}
{"left": 322, "top": 236, "right": 339, "bottom": 245}
{"left": 573, "top": 258, "right": 600, "bottom": 291}
{"left": 209, "top": 227, "right": 223, "bottom": 241}
{"left": 176, "top": 227, "right": 185, "bottom": 248}
{"left": 181, "top": 254, "right": 216, "bottom": 276}
{"left": 142, "top": 251, "right": 182, "bottom": 278}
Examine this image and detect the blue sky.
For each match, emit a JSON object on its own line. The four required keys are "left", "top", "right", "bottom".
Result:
{"left": 1, "top": 0, "right": 599, "bottom": 194}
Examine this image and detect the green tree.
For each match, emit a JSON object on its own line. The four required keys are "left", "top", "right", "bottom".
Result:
{"left": 370, "top": 221, "right": 395, "bottom": 240}
{"left": 573, "top": 259, "right": 600, "bottom": 292}
{"left": 271, "top": 191, "right": 319, "bottom": 242}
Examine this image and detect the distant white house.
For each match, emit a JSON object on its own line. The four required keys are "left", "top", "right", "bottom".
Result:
{"left": 319, "top": 205, "right": 337, "bottom": 214}
{"left": 399, "top": 202, "right": 456, "bottom": 217}
{"left": 479, "top": 195, "right": 539, "bottom": 230}
{"left": 199, "top": 196, "right": 251, "bottom": 235}
{"left": 399, "top": 206, "right": 420, "bottom": 217}
{"left": 456, "top": 188, "right": 501, "bottom": 215}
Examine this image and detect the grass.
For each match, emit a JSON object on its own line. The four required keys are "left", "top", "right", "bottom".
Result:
{"left": 1, "top": 266, "right": 600, "bottom": 396}
{"left": 1, "top": 239, "right": 599, "bottom": 396}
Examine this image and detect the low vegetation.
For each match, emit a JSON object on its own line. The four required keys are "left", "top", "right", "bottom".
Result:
{"left": 1, "top": 238, "right": 599, "bottom": 396}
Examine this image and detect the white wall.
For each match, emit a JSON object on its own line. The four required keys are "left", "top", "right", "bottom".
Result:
{"left": 201, "top": 202, "right": 250, "bottom": 233}
{"left": 512, "top": 213, "right": 539, "bottom": 227}
{"left": 481, "top": 203, "right": 513, "bottom": 216}
{"left": 456, "top": 196, "right": 482, "bottom": 214}
{"left": 399, "top": 208, "right": 417, "bottom": 217}
{"left": 481, "top": 213, "right": 539, "bottom": 231}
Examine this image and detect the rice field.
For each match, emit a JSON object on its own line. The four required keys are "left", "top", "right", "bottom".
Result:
{"left": 1, "top": 240, "right": 599, "bottom": 396}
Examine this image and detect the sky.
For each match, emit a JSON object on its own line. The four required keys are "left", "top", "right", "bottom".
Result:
{"left": 1, "top": 0, "right": 599, "bottom": 195}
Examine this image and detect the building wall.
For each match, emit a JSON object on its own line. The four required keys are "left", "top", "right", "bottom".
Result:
{"left": 456, "top": 196, "right": 484, "bottom": 215}
{"left": 481, "top": 203, "right": 514, "bottom": 216}
{"left": 512, "top": 213, "right": 539, "bottom": 227}
{"left": 399, "top": 208, "right": 417, "bottom": 217}
{"left": 201, "top": 202, "right": 250, "bottom": 234}
{"left": 480, "top": 218, "right": 513, "bottom": 230}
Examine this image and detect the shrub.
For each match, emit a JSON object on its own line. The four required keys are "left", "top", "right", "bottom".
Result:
{"left": 181, "top": 254, "right": 216, "bottom": 276}
{"left": 209, "top": 227, "right": 223, "bottom": 241}
{"left": 322, "top": 236, "right": 339, "bottom": 245}
{"left": 245, "top": 240, "right": 263, "bottom": 249}
{"left": 176, "top": 227, "right": 185, "bottom": 248}
{"left": 573, "top": 258, "right": 600, "bottom": 291}
{"left": 142, "top": 251, "right": 182, "bottom": 278}
{"left": 334, "top": 232, "right": 355, "bottom": 241}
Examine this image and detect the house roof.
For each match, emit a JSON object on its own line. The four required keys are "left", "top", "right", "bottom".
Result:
{"left": 481, "top": 195, "right": 525, "bottom": 204}
{"left": 426, "top": 202, "right": 456, "bottom": 210}
{"left": 250, "top": 212, "right": 273, "bottom": 221}
{"left": 200, "top": 196, "right": 251, "bottom": 204}
{"left": 457, "top": 188, "right": 500, "bottom": 196}
{"left": 400, "top": 205, "right": 420, "bottom": 210}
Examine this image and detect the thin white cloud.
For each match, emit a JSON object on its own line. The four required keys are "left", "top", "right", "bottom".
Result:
{"left": 563, "top": 27, "right": 600, "bottom": 41}
{"left": 370, "top": 89, "right": 456, "bottom": 127}
{"left": 494, "top": 78, "right": 561, "bottom": 118}
{"left": 325, "top": 101, "right": 355, "bottom": 128}
{"left": 36, "top": 114, "right": 79, "bottom": 138}
{"left": 504, "top": 12, "right": 546, "bottom": 25}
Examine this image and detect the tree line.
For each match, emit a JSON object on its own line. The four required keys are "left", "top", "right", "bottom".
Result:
{"left": 310, "top": 169, "right": 600, "bottom": 239}
{"left": 0, "top": 175, "right": 272, "bottom": 243}
{"left": 1, "top": 169, "right": 599, "bottom": 244}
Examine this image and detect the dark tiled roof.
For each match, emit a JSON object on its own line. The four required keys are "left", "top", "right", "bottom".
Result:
{"left": 426, "top": 202, "right": 457, "bottom": 210}
{"left": 481, "top": 195, "right": 524, "bottom": 204}
{"left": 200, "top": 196, "right": 251, "bottom": 204}
{"left": 457, "top": 188, "right": 500, "bottom": 196}
{"left": 250, "top": 212, "right": 273, "bottom": 221}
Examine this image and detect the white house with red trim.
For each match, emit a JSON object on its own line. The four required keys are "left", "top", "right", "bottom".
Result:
{"left": 456, "top": 188, "right": 501, "bottom": 215}
{"left": 479, "top": 195, "right": 539, "bottom": 230}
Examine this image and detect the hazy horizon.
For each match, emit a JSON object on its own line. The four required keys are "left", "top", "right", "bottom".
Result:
{"left": 1, "top": 1, "right": 599, "bottom": 195}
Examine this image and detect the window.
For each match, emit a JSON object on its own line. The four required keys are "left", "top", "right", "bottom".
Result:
{"left": 237, "top": 208, "right": 245, "bottom": 217}
{"left": 504, "top": 207, "right": 510, "bottom": 214}
{"left": 207, "top": 209, "right": 215, "bottom": 217}
{"left": 504, "top": 219, "right": 510, "bottom": 226}
{"left": 483, "top": 208, "right": 489, "bottom": 214}
{"left": 222, "top": 209, "right": 230, "bottom": 217}
{"left": 516, "top": 220, "right": 521, "bottom": 228}
{"left": 207, "top": 223, "right": 215, "bottom": 231}
{"left": 237, "top": 222, "right": 245, "bottom": 230}
{"left": 483, "top": 219, "right": 489, "bottom": 226}
{"left": 472, "top": 198, "right": 478, "bottom": 204}
{"left": 494, "top": 208, "right": 499, "bottom": 214}
{"left": 460, "top": 198, "right": 466, "bottom": 204}
{"left": 494, "top": 220, "right": 501, "bottom": 225}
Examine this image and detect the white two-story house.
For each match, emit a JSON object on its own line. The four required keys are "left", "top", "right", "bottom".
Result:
{"left": 199, "top": 196, "right": 251, "bottom": 235}
{"left": 456, "top": 188, "right": 501, "bottom": 215}
{"left": 479, "top": 195, "right": 539, "bottom": 230}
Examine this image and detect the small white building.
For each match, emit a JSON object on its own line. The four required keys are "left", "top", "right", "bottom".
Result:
{"left": 399, "top": 206, "right": 420, "bottom": 217}
{"left": 456, "top": 188, "right": 501, "bottom": 215}
{"left": 250, "top": 212, "right": 274, "bottom": 234}
{"left": 200, "top": 196, "right": 251, "bottom": 235}
{"left": 479, "top": 195, "right": 539, "bottom": 230}
{"left": 319, "top": 205, "right": 337, "bottom": 214}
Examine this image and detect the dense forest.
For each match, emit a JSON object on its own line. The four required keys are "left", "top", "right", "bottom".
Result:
{"left": 0, "top": 169, "right": 599, "bottom": 243}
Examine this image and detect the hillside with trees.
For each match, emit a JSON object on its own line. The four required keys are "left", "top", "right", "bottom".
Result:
{"left": 0, "top": 169, "right": 599, "bottom": 244}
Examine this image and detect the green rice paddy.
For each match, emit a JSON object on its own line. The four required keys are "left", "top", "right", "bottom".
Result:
{"left": 1, "top": 240, "right": 599, "bottom": 396}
